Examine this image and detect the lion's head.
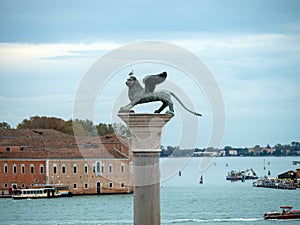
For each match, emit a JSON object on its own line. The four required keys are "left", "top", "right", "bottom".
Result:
{"left": 126, "top": 76, "right": 138, "bottom": 87}
{"left": 126, "top": 76, "right": 144, "bottom": 101}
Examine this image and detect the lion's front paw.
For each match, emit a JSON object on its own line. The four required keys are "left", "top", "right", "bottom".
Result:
{"left": 119, "top": 106, "right": 129, "bottom": 113}
{"left": 119, "top": 105, "right": 134, "bottom": 113}
{"left": 165, "top": 110, "right": 174, "bottom": 115}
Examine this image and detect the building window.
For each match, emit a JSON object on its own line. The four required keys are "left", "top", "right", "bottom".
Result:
{"left": 40, "top": 164, "right": 44, "bottom": 174}
{"left": 61, "top": 165, "right": 66, "bottom": 174}
{"left": 21, "top": 183, "right": 26, "bottom": 188}
{"left": 73, "top": 183, "right": 77, "bottom": 189}
{"left": 109, "top": 164, "right": 113, "bottom": 174}
{"left": 96, "top": 162, "right": 100, "bottom": 174}
{"left": 108, "top": 182, "right": 113, "bottom": 188}
{"left": 93, "top": 165, "right": 95, "bottom": 173}
{"left": 73, "top": 164, "right": 77, "bottom": 174}
{"left": 84, "top": 182, "right": 89, "bottom": 189}
{"left": 120, "top": 182, "right": 125, "bottom": 188}
{"left": 21, "top": 164, "right": 25, "bottom": 174}
{"left": 96, "top": 161, "right": 102, "bottom": 175}
{"left": 4, "top": 163, "right": 8, "bottom": 174}
{"left": 53, "top": 164, "right": 57, "bottom": 174}
{"left": 4, "top": 183, "right": 8, "bottom": 188}
{"left": 20, "top": 146, "right": 25, "bottom": 151}
{"left": 13, "top": 164, "right": 17, "bottom": 174}
{"left": 6, "top": 147, "right": 10, "bottom": 152}
{"left": 30, "top": 164, "right": 34, "bottom": 174}
{"left": 121, "top": 163, "right": 125, "bottom": 173}
{"left": 84, "top": 164, "right": 88, "bottom": 174}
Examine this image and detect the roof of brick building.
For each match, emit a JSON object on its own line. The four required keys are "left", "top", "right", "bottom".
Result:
{"left": 0, "top": 129, "right": 130, "bottom": 159}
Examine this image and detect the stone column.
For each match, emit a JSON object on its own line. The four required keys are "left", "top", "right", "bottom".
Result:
{"left": 118, "top": 113, "right": 173, "bottom": 225}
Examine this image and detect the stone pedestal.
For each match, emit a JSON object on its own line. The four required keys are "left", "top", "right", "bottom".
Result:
{"left": 118, "top": 113, "right": 173, "bottom": 225}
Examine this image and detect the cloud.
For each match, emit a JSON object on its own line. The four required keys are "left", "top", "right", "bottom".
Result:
{"left": 0, "top": 34, "right": 299, "bottom": 147}
{"left": 1, "top": 35, "right": 299, "bottom": 107}
{"left": 0, "top": 94, "right": 74, "bottom": 127}
{"left": 1, "top": 33, "right": 299, "bottom": 68}
{"left": 0, "top": 42, "right": 121, "bottom": 62}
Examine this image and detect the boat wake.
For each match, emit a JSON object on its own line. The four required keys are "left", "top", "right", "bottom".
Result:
{"left": 163, "top": 217, "right": 263, "bottom": 223}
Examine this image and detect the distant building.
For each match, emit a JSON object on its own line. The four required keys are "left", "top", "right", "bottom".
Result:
{"left": 229, "top": 150, "right": 238, "bottom": 156}
{"left": 248, "top": 147, "right": 276, "bottom": 155}
{"left": 0, "top": 129, "right": 133, "bottom": 195}
{"left": 277, "top": 169, "right": 300, "bottom": 180}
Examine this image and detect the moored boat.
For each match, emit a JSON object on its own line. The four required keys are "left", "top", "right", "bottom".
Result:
{"left": 264, "top": 206, "right": 300, "bottom": 220}
{"left": 12, "top": 187, "right": 60, "bottom": 199}
{"left": 253, "top": 178, "right": 296, "bottom": 190}
{"left": 32, "top": 184, "right": 73, "bottom": 197}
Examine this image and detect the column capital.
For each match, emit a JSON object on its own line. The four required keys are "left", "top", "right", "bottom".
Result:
{"left": 118, "top": 113, "right": 173, "bottom": 127}
{"left": 118, "top": 113, "right": 174, "bottom": 151}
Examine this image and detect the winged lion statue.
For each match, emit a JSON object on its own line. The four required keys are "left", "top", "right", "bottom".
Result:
{"left": 118, "top": 71, "right": 202, "bottom": 116}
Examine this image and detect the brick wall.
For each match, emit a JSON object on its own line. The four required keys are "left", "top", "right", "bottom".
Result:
{"left": 48, "top": 159, "right": 133, "bottom": 195}
{"left": 0, "top": 130, "right": 133, "bottom": 195}
{"left": 0, "top": 160, "right": 46, "bottom": 190}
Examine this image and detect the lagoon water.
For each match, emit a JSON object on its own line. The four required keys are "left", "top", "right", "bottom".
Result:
{"left": 1, "top": 157, "right": 300, "bottom": 225}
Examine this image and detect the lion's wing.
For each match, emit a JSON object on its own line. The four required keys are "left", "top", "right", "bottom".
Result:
{"left": 143, "top": 71, "right": 167, "bottom": 93}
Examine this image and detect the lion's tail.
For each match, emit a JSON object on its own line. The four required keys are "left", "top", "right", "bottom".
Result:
{"left": 169, "top": 92, "right": 202, "bottom": 117}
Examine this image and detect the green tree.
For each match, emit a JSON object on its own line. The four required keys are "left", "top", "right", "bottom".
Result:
{"left": 17, "top": 116, "right": 65, "bottom": 131}
{"left": 16, "top": 115, "right": 131, "bottom": 138}
{"left": 112, "top": 123, "right": 130, "bottom": 138}
{"left": 273, "top": 149, "right": 282, "bottom": 156}
{"left": 96, "top": 123, "right": 109, "bottom": 136}
{"left": 62, "top": 120, "right": 74, "bottom": 134}
{"left": 72, "top": 119, "right": 97, "bottom": 136}
{"left": 0, "top": 122, "right": 11, "bottom": 129}
{"left": 274, "top": 143, "right": 283, "bottom": 151}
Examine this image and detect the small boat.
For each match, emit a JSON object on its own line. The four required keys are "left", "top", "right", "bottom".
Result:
{"left": 226, "top": 168, "right": 258, "bottom": 181}
{"left": 264, "top": 206, "right": 300, "bottom": 220}
{"left": 12, "top": 187, "right": 61, "bottom": 199}
{"left": 292, "top": 161, "right": 300, "bottom": 165}
{"left": 253, "top": 178, "right": 296, "bottom": 190}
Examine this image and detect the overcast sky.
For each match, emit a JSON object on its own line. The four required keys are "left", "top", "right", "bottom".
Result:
{"left": 0, "top": 0, "right": 299, "bottom": 148}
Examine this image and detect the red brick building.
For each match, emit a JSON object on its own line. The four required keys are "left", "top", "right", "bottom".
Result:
{"left": 0, "top": 129, "right": 133, "bottom": 195}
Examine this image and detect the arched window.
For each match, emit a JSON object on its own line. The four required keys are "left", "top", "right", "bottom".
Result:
{"left": 40, "top": 164, "right": 44, "bottom": 174}
{"left": 53, "top": 164, "right": 57, "bottom": 174}
{"left": 120, "top": 163, "right": 125, "bottom": 173}
{"left": 109, "top": 163, "right": 113, "bottom": 173}
{"left": 21, "top": 164, "right": 25, "bottom": 174}
{"left": 73, "top": 164, "right": 77, "bottom": 174}
{"left": 13, "top": 164, "right": 17, "bottom": 174}
{"left": 4, "top": 163, "right": 8, "bottom": 174}
{"left": 61, "top": 164, "right": 66, "bottom": 174}
{"left": 30, "top": 164, "right": 34, "bottom": 174}
{"left": 84, "top": 164, "right": 88, "bottom": 174}
{"left": 96, "top": 161, "right": 102, "bottom": 176}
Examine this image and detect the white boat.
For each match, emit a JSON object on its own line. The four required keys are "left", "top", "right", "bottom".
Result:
{"left": 12, "top": 187, "right": 61, "bottom": 199}
{"left": 31, "top": 184, "right": 73, "bottom": 197}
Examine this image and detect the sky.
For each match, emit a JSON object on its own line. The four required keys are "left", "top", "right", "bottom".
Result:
{"left": 0, "top": 0, "right": 299, "bottom": 148}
